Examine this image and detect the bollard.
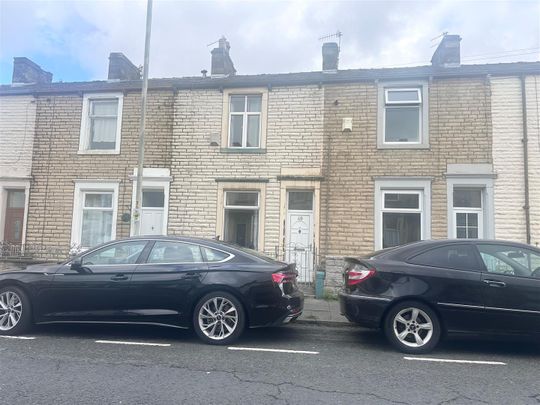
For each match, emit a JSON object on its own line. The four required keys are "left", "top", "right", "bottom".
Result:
{"left": 315, "top": 270, "right": 325, "bottom": 299}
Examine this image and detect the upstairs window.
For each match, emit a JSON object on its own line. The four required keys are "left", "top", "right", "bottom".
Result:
{"left": 229, "top": 95, "right": 262, "bottom": 148}
{"left": 384, "top": 88, "right": 422, "bottom": 143}
{"left": 79, "top": 93, "right": 123, "bottom": 153}
{"left": 377, "top": 83, "right": 429, "bottom": 149}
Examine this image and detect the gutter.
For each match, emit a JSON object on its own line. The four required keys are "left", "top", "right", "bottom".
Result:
{"left": 520, "top": 75, "right": 531, "bottom": 245}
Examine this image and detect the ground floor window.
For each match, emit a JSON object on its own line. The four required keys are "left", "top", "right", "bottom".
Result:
{"left": 71, "top": 182, "right": 118, "bottom": 250}
{"left": 453, "top": 188, "right": 483, "bottom": 239}
{"left": 374, "top": 178, "right": 431, "bottom": 250}
{"left": 381, "top": 191, "right": 423, "bottom": 248}
{"left": 223, "top": 191, "right": 259, "bottom": 249}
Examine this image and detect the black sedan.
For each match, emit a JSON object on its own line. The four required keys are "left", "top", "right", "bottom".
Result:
{"left": 339, "top": 239, "right": 540, "bottom": 353}
{"left": 0, "top": 236, "right": 303, "bottom": 344}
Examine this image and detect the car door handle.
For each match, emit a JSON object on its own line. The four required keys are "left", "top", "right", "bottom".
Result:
{"left": 184, "top": 272, "right": 199, "bottom": 278}
{"left": 483, "top": 279, "right": 506, "bottom": 288}
{"left": 111, "top": 274, "right": 129, "bottom": 281}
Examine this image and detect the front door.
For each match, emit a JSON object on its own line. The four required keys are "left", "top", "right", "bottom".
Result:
{"left": 4, "top": 190, "right": 25, "bottom": 244}
{"left": 285, "top": 191, "right": 314, "bottom": 283}
{"left": 477, "top": 243, "right": 540, "bottom": 333}
{"left": 140, "top": 189, "right": 165, "bottom": 235}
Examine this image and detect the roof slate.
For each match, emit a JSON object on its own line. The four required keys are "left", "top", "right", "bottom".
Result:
{"left": 1, "top": 61, "right": 539, "bottom": 95}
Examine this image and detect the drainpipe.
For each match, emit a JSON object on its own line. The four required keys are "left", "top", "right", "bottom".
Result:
{"left": 520, "top": 75, "right": 531, "bottom": 245}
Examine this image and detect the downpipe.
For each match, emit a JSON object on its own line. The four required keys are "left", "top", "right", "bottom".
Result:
{"left": 520, "top": 75, "right": 531, "bottom": 245}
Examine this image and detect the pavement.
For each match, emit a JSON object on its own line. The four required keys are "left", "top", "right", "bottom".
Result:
{"left": 298, "top": 297, "right": 349, "bottom": 326}
{"left": 1, "top": 322, "right": 540, "bottom": 404}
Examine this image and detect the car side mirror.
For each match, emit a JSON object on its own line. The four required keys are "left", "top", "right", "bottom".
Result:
{"left": 71, "top": 257, "right": 83, "bottom": 271}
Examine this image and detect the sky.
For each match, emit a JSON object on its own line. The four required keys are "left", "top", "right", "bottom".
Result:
{"left": 0, "top": 0, "right": 539, "bottom": 84}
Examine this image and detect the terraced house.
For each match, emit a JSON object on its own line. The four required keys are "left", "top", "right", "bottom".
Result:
{"left": 0, "top": 35, "right": 538, "bottom": 290}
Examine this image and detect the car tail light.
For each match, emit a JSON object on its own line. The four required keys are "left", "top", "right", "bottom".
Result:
{"left": 345, "top": 264, "right": 376, "bottom": 286}
{"left": 272, "top": 272, "right": 296, "bottom": 284}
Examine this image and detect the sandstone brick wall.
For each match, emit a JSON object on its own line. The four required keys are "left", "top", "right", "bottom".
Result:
{"left": 320, "top": 78, "right": 493, "bottom": 264}
{"left": 25, "top": 90, "right": 173, "bottom": 256}
{"left": 168, "top": 85, "right": 324, "bottom": 252}
{"left": 0, "top": 95, "right": 36, "bottom": 178}
{"left": 492, "top": 75, "right": 540, "bottom": 246}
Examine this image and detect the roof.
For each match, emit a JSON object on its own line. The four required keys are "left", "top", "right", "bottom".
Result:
{"left": 1, "top": 61, "right": 539, "bottom": 96}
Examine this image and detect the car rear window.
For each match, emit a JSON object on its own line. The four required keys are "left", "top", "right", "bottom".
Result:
{"left": 408, "top": 244, "right": 481, "bottom": 271}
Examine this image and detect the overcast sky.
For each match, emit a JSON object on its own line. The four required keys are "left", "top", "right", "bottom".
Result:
{"left": 0, "top": 0, "right": 539, "bottom": 84}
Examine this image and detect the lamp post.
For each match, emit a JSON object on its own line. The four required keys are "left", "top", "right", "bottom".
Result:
{"left": 133, "top": 0, "right": 153, "bottom": 235}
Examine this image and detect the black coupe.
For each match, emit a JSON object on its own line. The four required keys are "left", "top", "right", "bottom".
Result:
{"left": 0, "top": 236, "right": 303, "bottom": 344}
{"left": 340, "top": 239, "right": 540, "bottom": 353}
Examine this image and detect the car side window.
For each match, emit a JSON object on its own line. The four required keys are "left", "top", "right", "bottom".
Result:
{"left": 81, "top": 241, "right": 147, "bottom": 266}
{"left": 409, "top": 245, "right": 481, "bottom": 271}
{"left": 201, "top": 247, "right": 231, "bottom": 262}
{"left": 477, "top": 244, "right": 540, "bottom": 278}
{"left": 147, "top": 241, "right": 203, "bottom": 264}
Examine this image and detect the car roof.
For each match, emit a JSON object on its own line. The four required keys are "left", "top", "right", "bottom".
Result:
{"left": 372, "top": 239, "right": 540, "bottom": 260}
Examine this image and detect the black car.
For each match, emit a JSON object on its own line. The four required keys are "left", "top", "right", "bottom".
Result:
{"left": 0, "top": 236, "right": 303, "bottom": 344}
{"left": 339, "top": 239, "right": 540, "bottom": 353}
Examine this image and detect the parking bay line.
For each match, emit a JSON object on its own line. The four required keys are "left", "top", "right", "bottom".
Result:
{"left": 95, "top": 340, "right": 171, "bottom": 347}
{"left": 404, "top": 356, "right": 506, "bottom": 366}
{"left": 228, "top": 346, "right": 319, "bottom": 355}
{"left": 0, "top": 335, "right": 36, "bottom": 340}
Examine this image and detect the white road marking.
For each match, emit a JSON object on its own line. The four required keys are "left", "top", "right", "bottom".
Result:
{"left": 404, "top": 356, "right": 506, "bottom": 365}
{"left": 228, "top": 346, "right": 319, "bottom": 355}
{"left": 95, "top": 340, "right": 171, "bottom": 347}
{"left": 0, "top": 335, "right": 36, "bottom": 340}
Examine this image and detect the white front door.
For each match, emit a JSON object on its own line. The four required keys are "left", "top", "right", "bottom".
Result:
{"left": 285, "top": 191, "right": 314, "bottom": 283}
{"left": 140, "top": 209, "right": 164, "bottom": 235}
{"left": 139, "top": 189, "right": 165, "bottom": 236}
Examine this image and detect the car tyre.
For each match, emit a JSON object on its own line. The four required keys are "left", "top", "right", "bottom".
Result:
{"left": 0, "top": 286, "right": 33, "bottom": 336}
{"left": 193, "top": 291, "right": 245, "bottom": 345}
{"left": 384, "top": 300, "right": 441, "bottom": 354}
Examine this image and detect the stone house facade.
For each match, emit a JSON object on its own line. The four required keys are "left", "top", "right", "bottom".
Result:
{"left": 0, "top": 58, "right": 51, "bottom": 251}
{"left": 0, "top": 36, "right": 539, "bottom": 291}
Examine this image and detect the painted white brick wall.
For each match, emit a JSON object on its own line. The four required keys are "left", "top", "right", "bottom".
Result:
{"left": 169, "top": 86, "right": 324, "bottom": 252}
{"left": 491, "top": 76, "right": 540, "bottom": 246}
{"left": 526, "top": 76, "right": 540, "bottom": 247}
{"left": 0, "top": 95, "right": 36, "bottom": 178}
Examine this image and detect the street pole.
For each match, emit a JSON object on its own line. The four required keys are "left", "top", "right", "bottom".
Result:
{"left": 134, "top": 0, "right": 153, "bottom": 236}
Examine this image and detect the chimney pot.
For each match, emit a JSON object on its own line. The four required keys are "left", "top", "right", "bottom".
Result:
{"left": 322, "top": 42, "right": 339, "bottom": 73}
{"left": 108, "top": 52, "right": 141, "bottom": 81}
{"left": 431, "top": 34, "right": 461, "bottom": 68}
{"left": 211, "top": 36, "right": 236, "bottom": 78}
{"left": 12, "top": 57, "right": 53, "bottom": 85}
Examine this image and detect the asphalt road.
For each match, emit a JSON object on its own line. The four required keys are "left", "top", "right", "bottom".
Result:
{"left": 1, "top": 322, "right": 539, "bottom": 405}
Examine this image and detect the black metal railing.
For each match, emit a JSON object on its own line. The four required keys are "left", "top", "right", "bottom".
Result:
{"left": 0, "top": 242, "right": 68, "bottom": 261}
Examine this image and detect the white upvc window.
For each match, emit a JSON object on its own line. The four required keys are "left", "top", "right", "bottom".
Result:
{"left": 374, "top": 178, "right": 432, "bottom": 250}
{"left": 453, "top": 188, "right": 483, "bottom": 239}
{"left": 445, "top": 167, "right": 495, "bottom": 240}
{"left": 79, "top": 93, "right": 123, "bottom": 154}
{"left": 223, "top": 191, "right": 260, "bottom": 249}
{"left": 377, "top": 82, "right": 429, "bottom": 149}
{"left": 71, "top": 181, "right": 119, "bottom": 250}
{"left": 228, "top": 95, "right": 262, "bottom": 148}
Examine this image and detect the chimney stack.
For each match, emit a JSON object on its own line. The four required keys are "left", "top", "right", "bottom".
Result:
{"left": 108, "top": 52, "right": 141, "bottom": 81}
{"left": 12, "top": 57, "right": 52, "bottom": 85}
{"left": 211, "top": 37, "right": 236, "bottom": 78}
{"left": 431, "top": 34, "right": 461, "bottom": 68}
{"left": 322, "top": 42, "right": 339, "bottom": 73}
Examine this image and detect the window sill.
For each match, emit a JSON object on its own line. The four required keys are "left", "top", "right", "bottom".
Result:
{"left": 377, "top": 143, "right": 430, "bottom": 150}
{"left": 77, "top": 150, "right": 120, "bottom": 155}
{"left": 220, "top": 148, "right": 266, "bottom": 154}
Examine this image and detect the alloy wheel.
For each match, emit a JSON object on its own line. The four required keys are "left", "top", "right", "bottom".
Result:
{"left": 0, "top": 291, "right": 23, "bottom": 331}
{"left": 198, "top": 297, "right": 238, "bottom": 340}
{"left": 392, "top": 307, "right": 433, "bottom": 348}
